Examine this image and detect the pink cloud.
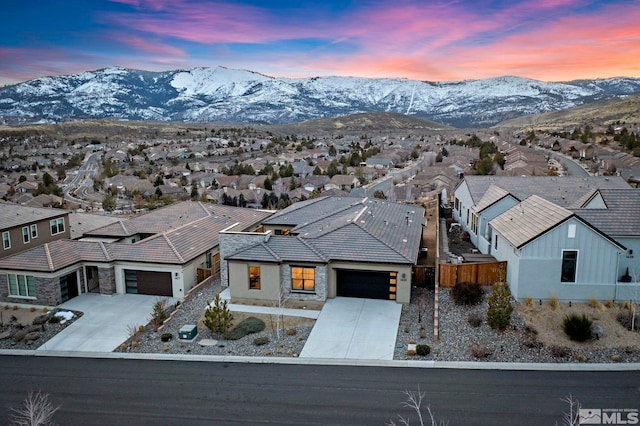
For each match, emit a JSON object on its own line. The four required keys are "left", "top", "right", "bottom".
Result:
{"left": 108, "top": 33, "right": 187, "bottom": 57}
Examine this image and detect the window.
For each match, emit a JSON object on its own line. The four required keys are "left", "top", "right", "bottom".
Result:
{"left": 2, "top": 231, "right": 10, "bottom": 250}
{"left": 22, "top": 227, "right": 30, "bottom": 244}
{"left": 568, "top": 224, "right": 576, "bottom": 239}
{"left": 30, "top": 224, "right": 38, "bottom": 239}
{"left": 8, "top": 274, "right": 36, "bottom": 298}
{"left": 454, "top": 198, "right": 459, "bottom": 211}
{"left": 494, "top": 235, "right": 498, "bottom": 250}
{"left": 561, "top": 250, "right": 578, "bottom": 283}
{"left": 291, "top": 266, "right": 315, "bottom": 292}
{"left": 50, "top": 218, "right": 65, "bottom": 235}
{"left": 249, "top": 266, "right": 261, "bottom": 290}
{"left": 471, "top": 213, "right": 478, "bottom": 235}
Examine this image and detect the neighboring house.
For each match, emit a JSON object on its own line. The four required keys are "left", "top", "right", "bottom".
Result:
{"left": 220, "top": 196, "right": 425, "bottom": 305}
{"left": 0, "top": 204, "right": 70, "bottom": 259}
{"left": 0, "top": 202, "right": 272, "bottom": 306}
{"left": 324, "top": 175, "right": 360, "bottom": 191}
{"left": 452, "top": 176, "right": 639, "bottom": 302}
{"left": 16, "top": 181, "right": 38, "bottom": 194}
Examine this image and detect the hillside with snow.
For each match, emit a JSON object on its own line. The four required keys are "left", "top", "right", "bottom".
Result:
{"left": 1, "top": 66, "right": 639, "bottom": 127}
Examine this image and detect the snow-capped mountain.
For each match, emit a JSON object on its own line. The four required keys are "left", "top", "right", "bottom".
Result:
{"left": 1, "top": 66, "right": 639, "bottom": 127}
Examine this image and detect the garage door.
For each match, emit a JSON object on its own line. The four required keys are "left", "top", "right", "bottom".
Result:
{"left": 125, "top": 270, "right": 173, "bottom": 296}
{"left": 336, "top": 269, "right": 396, "bottom": 300}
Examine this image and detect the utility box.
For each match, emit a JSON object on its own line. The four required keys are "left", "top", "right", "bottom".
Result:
{"left": 178, "top": 324, "right": 197, "bottom": 340}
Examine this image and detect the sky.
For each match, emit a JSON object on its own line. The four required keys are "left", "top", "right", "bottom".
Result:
{"left": 1, "top": 0, "right": 639, "bottom": 85}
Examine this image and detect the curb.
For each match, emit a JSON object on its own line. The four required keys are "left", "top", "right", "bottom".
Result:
{"left": 2, "top": 349, "right": 639, "bottom": 371}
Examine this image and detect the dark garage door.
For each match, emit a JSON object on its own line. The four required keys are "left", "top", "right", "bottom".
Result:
{"left": 336, "top": 269, "right": 395, "bottom": 300}
{"left": 125, "top": 270, "right": 173, "bottom": 296}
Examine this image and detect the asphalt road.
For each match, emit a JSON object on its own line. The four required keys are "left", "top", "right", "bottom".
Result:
{"left": 549, "top": 152, "right": 590, "bottom": 177}
{"left": 0, "top": 356, "right": 637, "bottom": 425}
{"left": 63, "top": 152, "right": 102, "bottom": 208}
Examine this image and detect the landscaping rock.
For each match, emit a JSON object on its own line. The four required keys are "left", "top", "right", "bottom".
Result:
{"left": 0, "top": 330, "right": 12, "bottom": 340}
{"left": 24, "top": 332, "right": 41, "bottom": 342}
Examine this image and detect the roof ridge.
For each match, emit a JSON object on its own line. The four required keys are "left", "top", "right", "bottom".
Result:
{"left": 43, "top": 243, "right": 55, "bottom": 272}
{"left": 355, "top": 222, "right": 414, "bottom": 262}
{"left": 98, "top": 241, "right": 111, "bottom": 262}
{"left": 261, "top": 242, "right": 281, "bottom": 262}
{"left": 163, "top": 233, "right": 185, "bottom": 263}
{"left": 118, "top": 220, "right": 129, "bottom": 234}
{"left": 197, "top": 201, "right": 211, "bottom": 216}
{"left": 296, "top": 236, "right": 328, "bottom": 262}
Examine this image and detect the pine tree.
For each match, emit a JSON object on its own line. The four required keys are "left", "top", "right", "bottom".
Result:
{"left": 203, "top": 294, "right": 233, "bottom": 334}
{"left": 486, "top": 282, "right": 513, "bottom": 330}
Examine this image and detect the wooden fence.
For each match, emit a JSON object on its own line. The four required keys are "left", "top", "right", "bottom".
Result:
{"left": 196, "top": 254, "right": 221, "bottom": 283}
{"left": 439, "top": 261, "right": 507, "bottom": 288}
{"left": 413, "top": 266, "right": 436, "bottom": 288}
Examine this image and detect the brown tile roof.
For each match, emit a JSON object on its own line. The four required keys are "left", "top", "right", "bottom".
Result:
{"left": 0, "top": 204, "right": 68, "bottom": 231}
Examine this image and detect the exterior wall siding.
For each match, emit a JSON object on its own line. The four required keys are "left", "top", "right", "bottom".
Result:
{"left": 219, "top": 231, "right": 269, "bottom": 288}
{"left": 98, "top": 266, "right": 116, "bottom": 295}
{"left": 228, "top": 261, "right": 281, "bottom": 303}
{"left": 0, "top": 215, "right": 70, "bottom": 259}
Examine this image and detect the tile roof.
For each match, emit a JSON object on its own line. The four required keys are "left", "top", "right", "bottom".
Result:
{"left": 0, "top": 204, "right": 68, "bottom": 231}
{"left": 462, "top": 176, "right": 630, "bottom": 208}
{"left": 489, "top": 195, "right": 573, "bottom": 249}
{"left": 68, "top": 212, "right": 122, "bottom": 239}
{"left": 572, "top": 189, "right": 640, "bottom": 237}
{"left": 0, "top": 202, "right": 273, "bottom": 272}
{"left": 473, "top": 184, "right": 511, "bottom": 213}
{"left": 231, "top": 197, "right": 425, "bottom": 265}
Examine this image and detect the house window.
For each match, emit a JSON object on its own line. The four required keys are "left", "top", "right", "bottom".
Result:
{"left": 249, "top": 266, "right": 261, "bottom": 290}
{"left": 454, "top": 197, "right": 459, "bottom": 211}
{"left": 30, "top": 224, "right": 38, "bottom": 239}
{"left": 8, "top": 274, "right": 36, "bottom": 298}
{"left": 291, "top": 266, "right": 315, "bottom": 292}
{"left": 494, "top": 235, "right": 498, "bottom": 250}
{"left": 561, "top": 250, "right": 578, "bottom": 283}
{"left": 2, "top": 231, "right": 10, "bottom": 250}
{"left": 471, "top": 213, "right": 478, "bottom": 235}
{"left": 50, "top": 218, "right": 65, "bottom": 235}
{"left": 22, "top": 227, "right": 30, "bottom": 244}
{"left": 568, "top": 224, "right": 576, "bottom": 239}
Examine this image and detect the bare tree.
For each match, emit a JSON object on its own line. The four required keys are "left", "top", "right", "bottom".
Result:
{"left": 273, "top": 287, "right": 289, "bottom": 341}
{"left": 388, "top": 387, "right": 447, "bottom": 426}
{"left": 558, "top": 394, "right": 581, "bottom": 426}
{"left": 9, "top": 391, "right": 60, "bottom": 426}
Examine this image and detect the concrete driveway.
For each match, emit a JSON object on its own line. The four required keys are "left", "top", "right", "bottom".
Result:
{"left": 299, "top": 297, "right": 402, "bottom": 360}
{"left": 37, "top": 293, "right": 176, "bottom": 352}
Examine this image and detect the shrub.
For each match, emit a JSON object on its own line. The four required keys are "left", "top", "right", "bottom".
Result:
{"left": 451, "top": 282, "right": 484, "bottom": 306}
{"left": 523, "top": 296, "right": 534, "bottom": 307}
{"left": 604, "top": 300, "right": 615, "bottom": 309}
{"left": 29, "top": 307, "right": 36, "bottom": 312}
{"left": 406, "top": 349, "right": 416, "bottom": 356}
{"left": 550, "top": 345, "right": 568, "bottom": 358}
{"left": 486, "top": 282, "right": 513, "bottom": 330}
{"left": 548, "top": 297, "right": 559, "bottom": 309}
{"left": 253, "top": 336, "right": 270, "bottom": 346}
{"left": 467, "top": 311, "right": 483, "bottom": 327}
{"left": 32, "top": 314, "right": 50, "bottom": 326}
{"left": 150, "top": 298, "right": 169, "bottom": 330}
{"left": 203, "top": 294, "right": 233, "bottom": 334}
{"left": 286, "top": 328, "right": 297, "bottom": 336}
{"left": 416, "top": 344, "right": 431, "bottom": 356}
{"left": 160, "top": 333, "right": 173, "bottom": 342}
{"left": 48, "top": 315, "right": 61, "bottom": 324}
{"left": 138, "top": 325, "right": 145, "bottom": 333}
{"left": 616, "top": 311, "right": 640, "bottom": 331}
{"left": 419, "top": 329, "right": 427, "bottom": 339}
{"left": 224, "top": 317, "right": 265, "bottom": 340}
{"left": 469, "top": 343, "right": 491, "bottom": 359}
{"left": 563, "top": 313, "right": 593, "bottom": 342}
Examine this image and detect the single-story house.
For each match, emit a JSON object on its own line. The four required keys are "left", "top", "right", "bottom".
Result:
{"left": 0, "top": 202, "right": 272, "bottom": 306}
{"left": 452, "top": 176, "right": 640, "bottom": 302}
{"left": 220, "top": 196, "right": 425, "bottom": 305}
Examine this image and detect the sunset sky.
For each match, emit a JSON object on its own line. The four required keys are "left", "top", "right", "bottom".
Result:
{"left": 1, "top": 0, "right": 639, "bottom": 85}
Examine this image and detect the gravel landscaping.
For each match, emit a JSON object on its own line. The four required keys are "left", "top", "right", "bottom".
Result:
{"left": 0, "top": 308, "right": 82, "bottom": 350}
{"left": 114, "top": 277, "right": 313, "bottom": 357}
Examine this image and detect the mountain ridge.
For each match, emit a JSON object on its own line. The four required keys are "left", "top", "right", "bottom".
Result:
{"left": 1, "top": 66, "right": 639, "bottom": 128}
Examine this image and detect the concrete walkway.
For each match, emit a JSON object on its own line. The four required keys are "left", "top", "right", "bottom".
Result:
{"left": 299, "top": 297, "right": 402, "bottom": 360}
{"left": 37, "top": 293, "right": 177, "bottom": 352}
{"left": 217, "top": 288, "right": 321, "bottom": 319}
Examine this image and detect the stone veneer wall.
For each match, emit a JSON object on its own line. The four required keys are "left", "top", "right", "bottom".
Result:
{"left": 99, "top": 266, "right": 116, "bottom": 295}
{"left": 0, "top": 274, "right": 62, "bottom": 306}
{"left": 280, "top": 264, "right": 327, "bottom": 302}
{"left": 219, "top": 232, "right": 269, "bottom": 287}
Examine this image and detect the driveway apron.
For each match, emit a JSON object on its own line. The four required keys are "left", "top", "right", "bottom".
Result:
{"left": 37, "top": 293, "right": 173, "bottom": 352}
{"left": 300, "top": 297, "right": 402, "bottom": 360}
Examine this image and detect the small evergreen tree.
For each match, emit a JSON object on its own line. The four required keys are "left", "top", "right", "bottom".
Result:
{"left": 486, "top": 282, "right": 513, "bottom": 330}
{"left": 203, "top": 294, "right": 233, "bottom": 334}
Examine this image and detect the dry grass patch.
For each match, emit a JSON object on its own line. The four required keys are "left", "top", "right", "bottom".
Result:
{"left": 517, "top": 301, "right": 640, "bottom": 351}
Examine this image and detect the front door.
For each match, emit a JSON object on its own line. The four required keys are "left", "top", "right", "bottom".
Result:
{"left": 60, "top": 272, "right": 79, "bottom": 303}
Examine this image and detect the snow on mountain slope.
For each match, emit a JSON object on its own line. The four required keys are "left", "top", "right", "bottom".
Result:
{"left": 1, "top": 67, "right": 639, "bottom": 127}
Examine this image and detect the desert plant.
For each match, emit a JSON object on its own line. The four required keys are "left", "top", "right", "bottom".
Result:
{"left": 224, "top": 316, "right": 265, "bottom": 340}
{"left": 203, "top": 294, "right": 233, "bottom": 334}
{"left": 563, "top": 313, "right": 593, "bottom": 342}
{"left": 467, "top": 311, "right": 483, "bottom": 327}
{"left": 486, "top": 282, "right": 513, "bottom": 330}
{"left": 523, "top": 296, "right": 534, "bottom": 307}
{"left": 9, "top": 391, "right": 60, "bottom": 426}
{"left": 126, "top": 324, "right": 140, "bottom": 339}
{"left": 419, "top": 329, "right": 427, "bottom": 339}
{"left": 416, "top": 344, "right": 431, "bottom": 356}
{"left": 604, "top": 300, "right": 615, "bottom": 308}
{"left": 406, "top": 349, "right": 416, "bottom": 356}
{"left": 138, "top": 325, "right": 145, "bottom": 333}
{"left": 451, "top": 282, "right": 484, "bottom": 306}
{"left": 253, "top": 336, "right": 269, "bottom": 346}
{"left": 469, "top": 342, "right": 491, "bottom": 359}
{"left": 286, "top": 328, "right": 297, "bottom": 336}
{"left": 47, "top": 315, "right": 60, "bottom": 324}
{"left": 29, "top": 307, "right": 36, "bottom": 313}
{"left": 160, "top": 333, "right": 173, "bottom": 342}
{"left": 150, "top": 298, "right": 169, "bottom": 330}
{"left": 548, "top": 296, "right": 559, "bottom": 309}
{"left": 550, "top": 345, "right": 568, "bottom": 358}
